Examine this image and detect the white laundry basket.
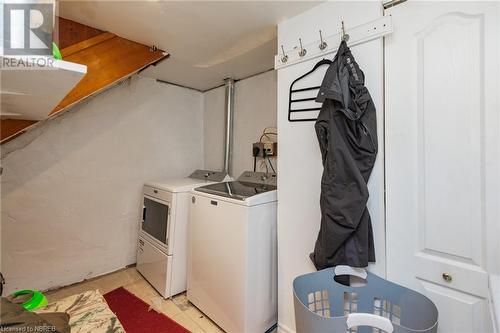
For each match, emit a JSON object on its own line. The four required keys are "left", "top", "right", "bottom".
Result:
{"left": 293, "top": 266, "right": 438, "bottom": 333}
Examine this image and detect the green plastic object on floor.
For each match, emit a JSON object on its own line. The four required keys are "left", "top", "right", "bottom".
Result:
{"left": 52, "top": 42, "right": 62, "bottom": 60}
{"left": 10, "top": 289, "right": 48, "bottom": 311}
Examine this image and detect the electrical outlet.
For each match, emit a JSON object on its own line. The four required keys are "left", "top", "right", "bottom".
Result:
{"left": 252, "top": 142, "right": 264, "bottom": 157}
{"left": 253, "top": 142, "right": 277, "bottom": 157}
{"left": 263, "top": 142, "right": 277, "bottom": 156}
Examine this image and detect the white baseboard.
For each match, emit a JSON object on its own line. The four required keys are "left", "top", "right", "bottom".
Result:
{"left": 278, "top": 322, "right": 296, "bottom": 333}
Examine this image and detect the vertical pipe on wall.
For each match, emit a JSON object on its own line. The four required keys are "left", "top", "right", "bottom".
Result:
{"left": 223, "top": 78, "right": 235, "bottom": 176}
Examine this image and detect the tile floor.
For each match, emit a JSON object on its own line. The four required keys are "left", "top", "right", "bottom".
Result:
{"left": 45, "top": 267, "right": 224, "bottom": 333}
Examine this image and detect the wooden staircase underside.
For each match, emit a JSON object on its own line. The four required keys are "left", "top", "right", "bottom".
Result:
{"left": 1, "top": 18, "right": 168, "bottom": 143}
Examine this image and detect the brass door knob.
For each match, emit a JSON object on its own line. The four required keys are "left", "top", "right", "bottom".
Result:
{"left": 442, "top": 273, "right": 452, "bottom": 282}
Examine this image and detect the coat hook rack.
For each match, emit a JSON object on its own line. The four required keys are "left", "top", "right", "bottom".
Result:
{"left": 274, "top": 15, "right": 393, "bottom": 70}
{"left": 298, "top": 38, "right": 307, "bottom": 57}
{"left": 318, "top": 30, "right": 327, "bottom": 50}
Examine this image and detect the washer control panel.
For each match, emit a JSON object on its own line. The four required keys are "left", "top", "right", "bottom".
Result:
{"left": 237, "top": 171, "right": 277, "bottom": 186}
{"left": 189, "top": 169, "right": 228, "bottom": 182}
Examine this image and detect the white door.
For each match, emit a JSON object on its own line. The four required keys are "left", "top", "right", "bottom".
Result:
{"left": 385, "top": 1, "right": 499, "bottom": 333}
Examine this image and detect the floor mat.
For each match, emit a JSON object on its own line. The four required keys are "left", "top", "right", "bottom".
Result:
{"left": 104, "top": 287, "right": 190, "bottom": 333}
{"left": 37, "top": 289, "right": 125, "bottom": 333}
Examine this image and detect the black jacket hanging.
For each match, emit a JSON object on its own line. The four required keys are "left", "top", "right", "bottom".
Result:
{"left": 310, "top": 40, "right": 378, "bottom": 269}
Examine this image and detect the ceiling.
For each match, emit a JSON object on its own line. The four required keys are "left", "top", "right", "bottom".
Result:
{"left": 59, "top": 1, "right": 321, "bottom": 91}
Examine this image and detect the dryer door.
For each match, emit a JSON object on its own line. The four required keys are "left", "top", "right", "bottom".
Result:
{"left": 142, "top": 195, "right": 171, "bottom": 250}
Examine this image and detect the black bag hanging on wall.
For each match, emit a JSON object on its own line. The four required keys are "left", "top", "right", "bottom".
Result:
{"left": 310, "top": 40, "right": 378, "bottom": 270}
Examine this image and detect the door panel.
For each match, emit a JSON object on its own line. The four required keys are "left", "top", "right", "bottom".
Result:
{"left": 415, "top": 254, "right": 489, "bottom": 298}
{"left": 385, "top": 1, "right": 498, "bottom": 332}
{"left": 420, "top": 280, "right": 490, "bottom": 333}
{"left": 416, "top": 12, "right": 484, "bottom": 266}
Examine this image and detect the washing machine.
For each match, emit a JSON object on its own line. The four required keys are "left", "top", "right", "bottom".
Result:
{"left": 137, "top": 170, "right": 230, "bottom": 298}
{"left": 188, "top": 171, "right": 278, "bottom": 333}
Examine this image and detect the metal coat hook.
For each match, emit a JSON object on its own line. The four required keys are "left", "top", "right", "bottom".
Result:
{"left": 280, "top": 45, "right": 288, "bottom": 63}
{"left": 341, "top": 21, "right": 350, "bottom": 42}
{"left": 318, "top": 30, "right": 327, "bottom": 50}
{"left": 298, "top": 38, "right": 307, "bottom": 57}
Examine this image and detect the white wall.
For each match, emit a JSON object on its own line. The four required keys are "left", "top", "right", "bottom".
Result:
{"left": 276, "top": 2, "right": 384, "bottom": 332}
{"left": 203, "top": 70, "right": 277, "bottom": 178}
{"left": 0, "top": 76, "right": 204, "bottom": 294}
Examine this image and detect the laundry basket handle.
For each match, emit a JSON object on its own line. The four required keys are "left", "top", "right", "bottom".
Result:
{"left": 334, "top": 265, "right": 367, "bottom": 280}
{"left": 346, "top": 313, "right": 394, "bottom": 333}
